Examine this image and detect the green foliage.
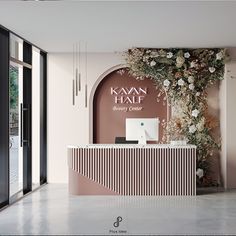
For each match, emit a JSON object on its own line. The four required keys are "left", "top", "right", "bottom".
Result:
{"left": 9, "top": 65, "right": 18, "bottom": 109}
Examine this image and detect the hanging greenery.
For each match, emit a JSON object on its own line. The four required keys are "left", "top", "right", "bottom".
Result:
{"left": 124, "top": 48, "right": 226, "bottom": 186}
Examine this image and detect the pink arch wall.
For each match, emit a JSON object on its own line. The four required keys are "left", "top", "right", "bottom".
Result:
{"left": 92, "top": 68, "right": 169, "bottom": 144}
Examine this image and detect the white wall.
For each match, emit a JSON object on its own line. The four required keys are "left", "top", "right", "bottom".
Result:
{"left": 47, "top": 53, "right": 124, "bottom": 183}
{"left": 220, "top": 49, "right": 236, "bottom": 188}
{"left": 225, "top": 63, "right": 236, "bottom": 188}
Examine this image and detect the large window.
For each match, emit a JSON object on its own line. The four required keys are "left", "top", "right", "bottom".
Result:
{"left": 0, "top": 26, "right": 47, "bottom": 209}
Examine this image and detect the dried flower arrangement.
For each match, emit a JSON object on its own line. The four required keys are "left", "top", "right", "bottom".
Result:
{"left": 124, "top": 48, "right": 226, "bottom": 186}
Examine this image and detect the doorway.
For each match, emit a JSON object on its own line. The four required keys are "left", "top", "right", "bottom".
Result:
{"left": 9, "top": 63, "right": 23, "bottom": 197}
{"left": 9, "top": 35, "right": 32, "bottom": 198}
{"left": 0, "top": 26, "right": 47, "bottom": 210}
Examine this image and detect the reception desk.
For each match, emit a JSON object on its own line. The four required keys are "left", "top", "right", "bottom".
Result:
{"left": 68, "top": 144, "right": 196, "bottom": 196}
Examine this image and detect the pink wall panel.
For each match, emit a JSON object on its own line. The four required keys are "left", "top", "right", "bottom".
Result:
{"left": 93, "top": 69, "right": 168, "bottom": 144}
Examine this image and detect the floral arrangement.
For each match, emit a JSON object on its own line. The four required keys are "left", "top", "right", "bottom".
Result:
{"left": 124, "top": 48, "right": 226, "bottom": 186}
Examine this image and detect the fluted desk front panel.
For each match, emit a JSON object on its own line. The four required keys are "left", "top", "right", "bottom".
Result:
{"left": 68, "top": 145, "right": 196, "bottom": 196}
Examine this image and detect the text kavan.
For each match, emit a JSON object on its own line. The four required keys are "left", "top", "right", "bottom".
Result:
{"left": 110, "top": 87, "right": 148, "bottom": 104}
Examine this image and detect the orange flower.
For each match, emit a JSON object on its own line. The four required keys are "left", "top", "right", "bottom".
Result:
{"left": 205, "top": 115, "right": 219, "bottom": 129}
{"left": 176, "top": 119, "right": 182, "bottom": 129}
{"left": 175, "top": 72, "right": 182, "bottom": 78}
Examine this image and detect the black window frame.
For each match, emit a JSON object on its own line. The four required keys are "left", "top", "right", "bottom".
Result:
{"left": 0, "top": 27, "right": 10, "bottom": 209}
{"left": 0, "top": 24, "right": 47, "bottom": 210}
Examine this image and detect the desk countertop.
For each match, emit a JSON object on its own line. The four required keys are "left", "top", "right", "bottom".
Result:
{"left": 67, "top": 144, "right": 196, "bottom": 149}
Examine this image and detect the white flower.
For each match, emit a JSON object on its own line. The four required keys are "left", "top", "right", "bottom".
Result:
{"left": 163, "top": 79, "right": 170, "bottom": 87}
{"left": 150, "top": 51, "right": 159, "bottom": 58}
{"left": 177, "top": 78, "right": 185, "bottom": 86}
{"left": 209, "top": 50, "right": 214, "bottom": 55}
{"left": 166, "top": 52, "right": 173, "bottom": 58}
{"left": 150, "top": 60, "right": 156, "bottom": 67}
{"left": 189, "top": 125, "right": 197, "bottom": 134}
{"left": 190, "top": 61, "right": 197, "bottom": 68}
{"left": 189, "top": 83, "right": 195, "bottom": 90}
{"left": 143, "top": 56, "right": 149, "bottom": 62}
{"left": 196, "top": 168, "right": 204, "bottom": 178}
{"left": 192, "top": 109, "right": 200, "bottom": 117}
{"left": 188, "top": 76, "right": 194, "bottom": 83}
{"left": 196, "top": 92, "right": 200, "bottom": 96}
{"left": 196, "top": 118, "right": 205, "bottom": 131}
{"left": 216, "top": 51, "right": 223, "bottom": 60}
{"left": 176, "top": 56, "right": 185, "bottom": 68}
{"left": 209, "top": 67, "right": 216, "bottom": 73}
{"left": 184, "top": 52, "right": 190, "bottom": 58}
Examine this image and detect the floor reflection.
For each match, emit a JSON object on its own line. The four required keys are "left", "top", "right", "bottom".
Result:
{"left": 0, "top": 184, "right": 236, "bottom": 235}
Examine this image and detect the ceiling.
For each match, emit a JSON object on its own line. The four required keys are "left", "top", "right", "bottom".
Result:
{"left": 0, "top": 1, "right": 236, "bottom": 53}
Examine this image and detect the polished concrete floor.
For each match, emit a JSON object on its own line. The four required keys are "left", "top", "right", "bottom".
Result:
{"left": 0, "top": 184, "right": 236, "bottom": 235}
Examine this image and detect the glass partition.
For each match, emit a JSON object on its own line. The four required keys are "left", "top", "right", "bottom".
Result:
{"left": 10, "top": 34, "right": 23, "bottom": 62}
{"left": 0, "top": 27, "right": 47, "bottom": 210}
{"left": 9, "top": 62, "right": 23, "bottom": 197}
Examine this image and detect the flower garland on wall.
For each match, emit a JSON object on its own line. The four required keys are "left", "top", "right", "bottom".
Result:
{"left": 124, "top": 48, "right": 226, "bottom": 186}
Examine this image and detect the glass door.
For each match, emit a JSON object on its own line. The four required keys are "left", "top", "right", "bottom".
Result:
{"left": 9, "top": 59, "right": 23, "bottom": 198}
{"left": 0, "top": 27, "right": 47, "bottom": 210}
{"left": 9, "top": 35, "right": 32, "bottom": 198}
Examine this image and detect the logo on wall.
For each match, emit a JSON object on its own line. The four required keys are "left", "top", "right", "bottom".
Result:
{"left": 110, "top": 87, "right": 148, "bottom": 112}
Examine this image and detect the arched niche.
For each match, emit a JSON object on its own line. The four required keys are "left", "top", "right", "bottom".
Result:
{"left": 90, "top": 66, "right": 170, "bottom": 144}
